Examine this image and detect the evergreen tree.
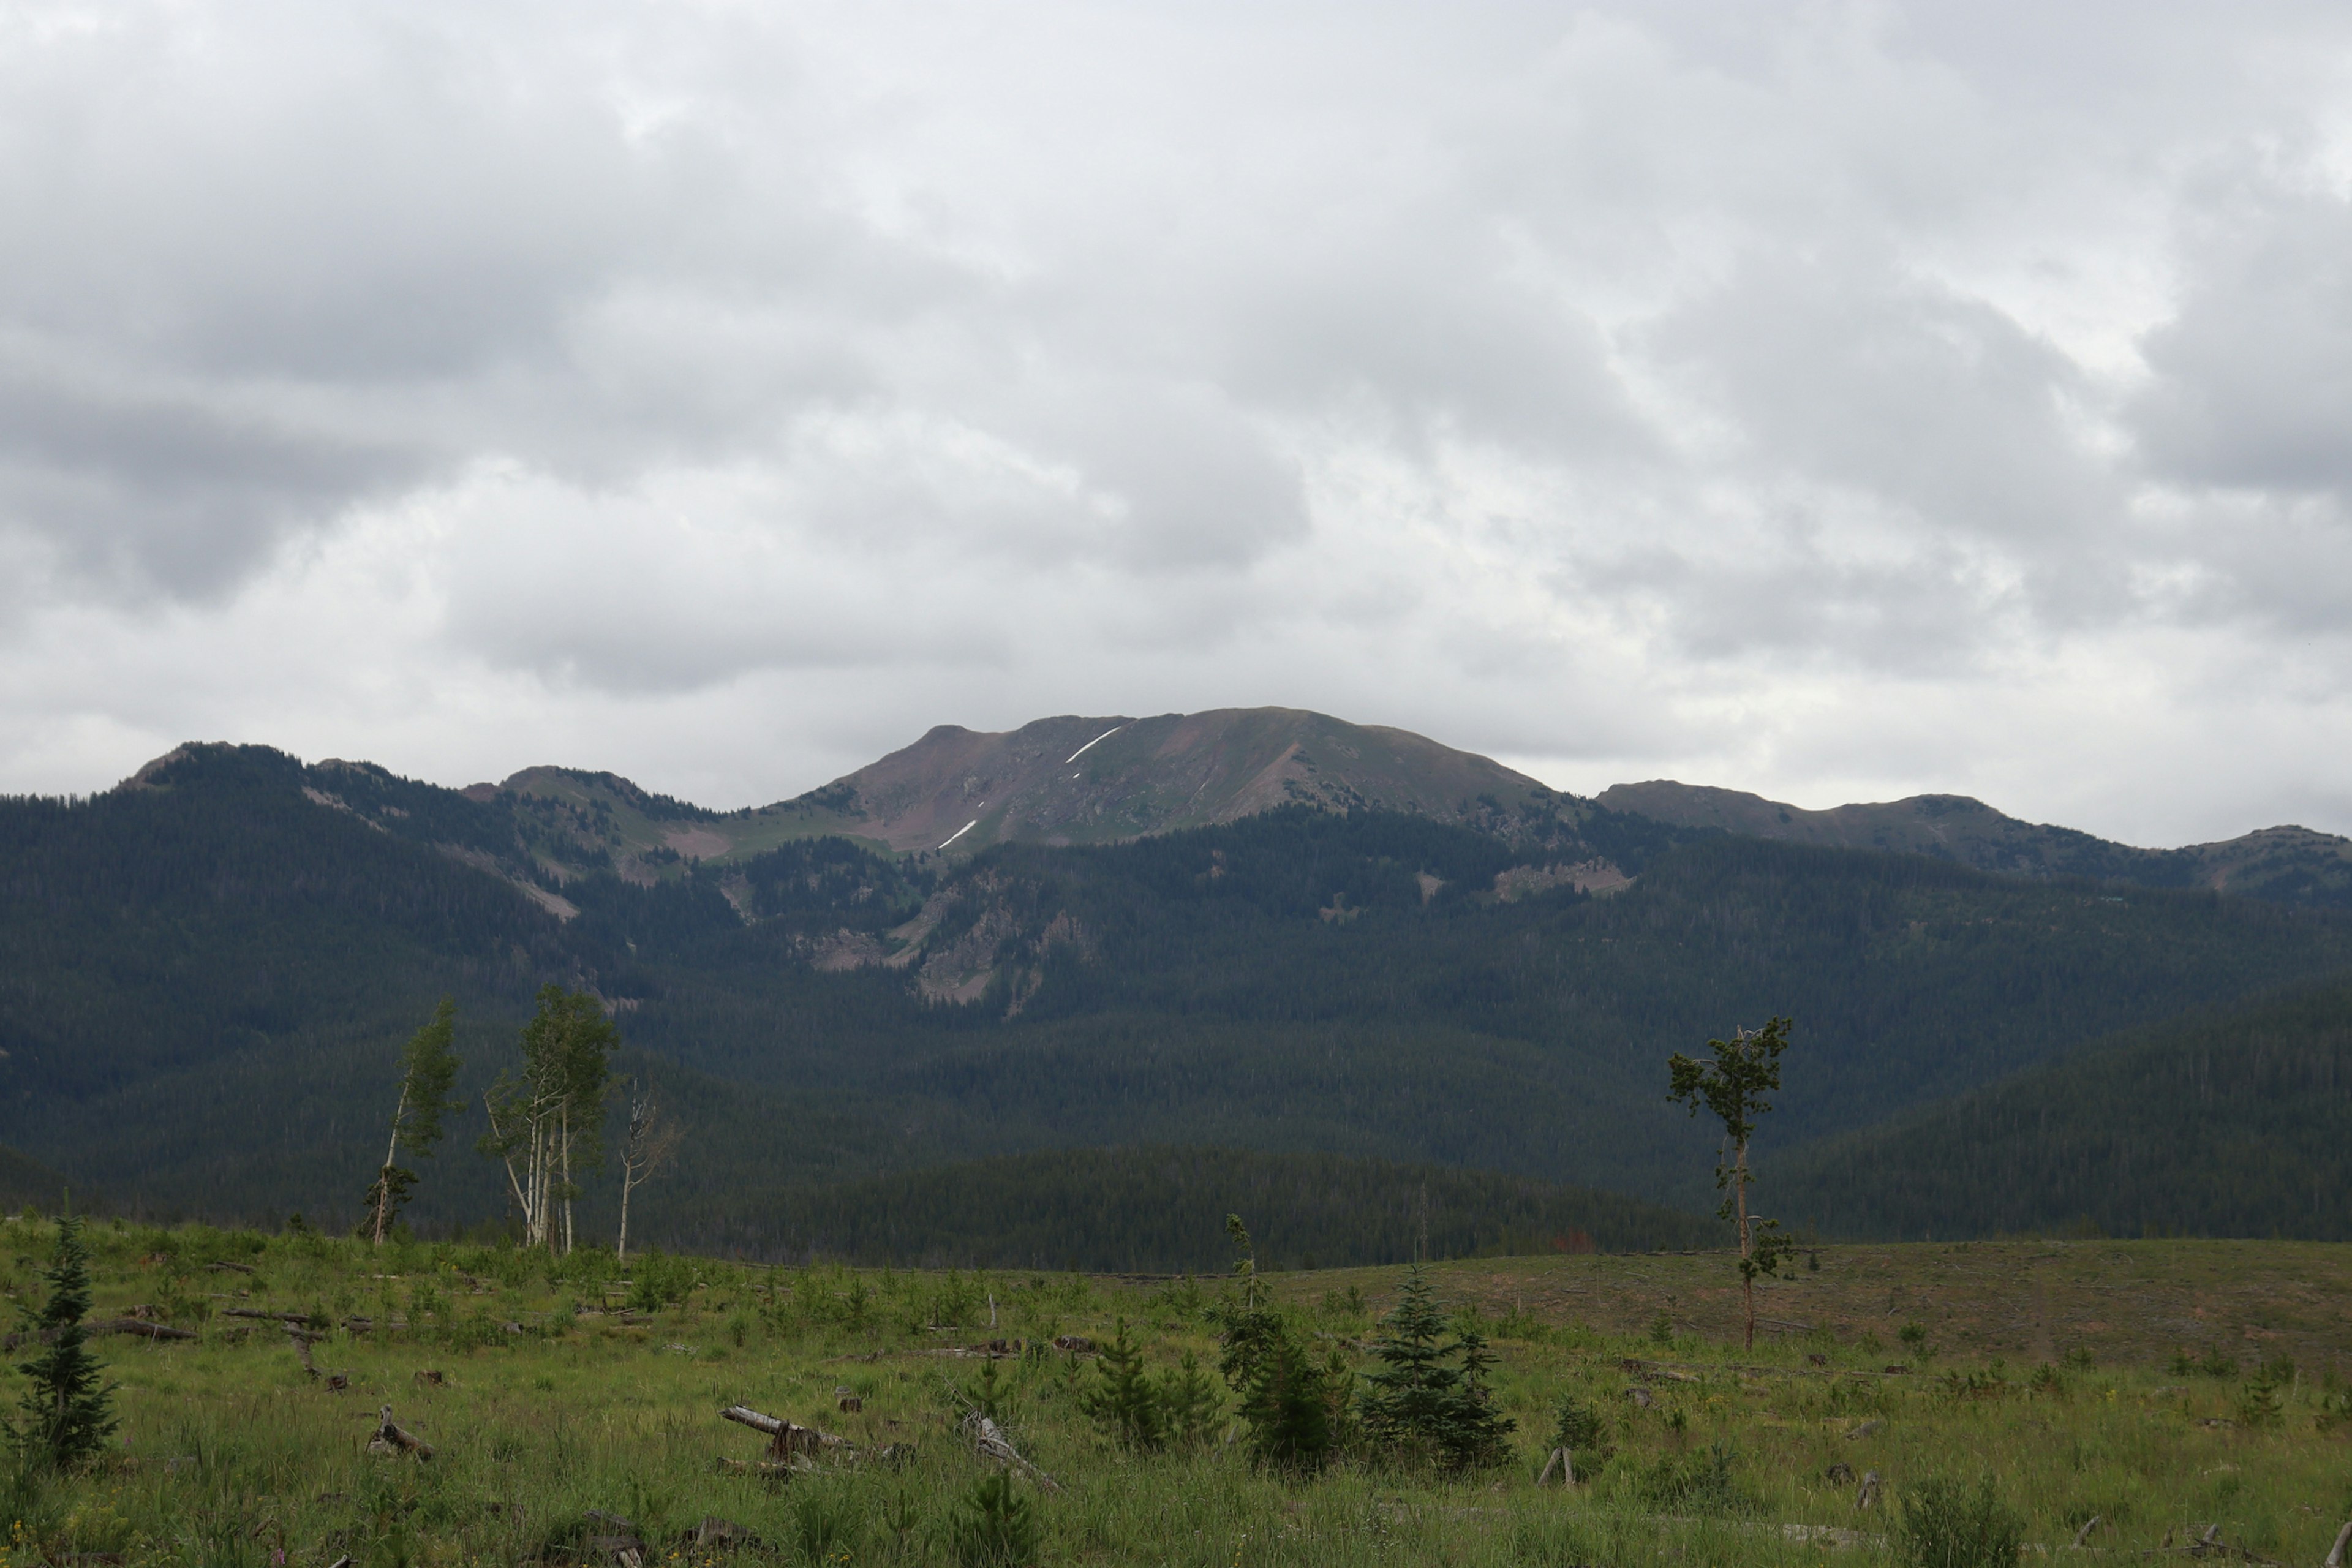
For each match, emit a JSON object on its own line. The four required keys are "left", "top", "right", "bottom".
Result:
{"left": 1669, "top": 1016, "right": 1798, "bottom": 1351}
{"left": 11, "top": 1216, "right": 117, "bottom": 1472}
{"left": 1078, "top": 1319, "right": 1166, "bottom": 1451}
{"left": 1447, "top": 1312, "right": 1514, "bottom": 1469}
{"left": 1212, "top": 1215, "right": 1338, "bottom": 1470}
{"left": 1360, "top": 1266, "right": 1459, "bottom": 1455}
{"left": 1156, "top": 1350, "right": 1223, "bottom": 1449}
{"left": 1359, "top": 1266, "right": 1515, "bottom": 1469}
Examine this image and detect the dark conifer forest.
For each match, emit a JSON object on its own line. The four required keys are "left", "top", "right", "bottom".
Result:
{"left": 5, "top": 741, "right": 2350, "bottom": 1261}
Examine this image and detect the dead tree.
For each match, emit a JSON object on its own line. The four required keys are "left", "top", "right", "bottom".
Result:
{"left": 616, "top": 1080, "right": 682, "bottom": 1264}
{"left": 720, "top": 1403, "right": 851, "bottom": 1460}
{"left": 366, "top": 1406, "right": 434, "bottom": 1460}
{"left": 965, "top": 1411, "right": 1061, "bottom": 1492}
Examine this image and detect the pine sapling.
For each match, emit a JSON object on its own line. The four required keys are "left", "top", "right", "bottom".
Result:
{"left": 1079, "top": 1319, "right": 1166, "bottom": 1450}
{"left": 1156, "top": 1350, "right": 1224, "bottom": 1449}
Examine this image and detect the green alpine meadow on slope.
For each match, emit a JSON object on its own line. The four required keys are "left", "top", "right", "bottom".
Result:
{"left": 4, "top": 1219, "right": 2350, "bottom": 1567}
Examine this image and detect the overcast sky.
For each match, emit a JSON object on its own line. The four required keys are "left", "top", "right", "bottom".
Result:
{"left": 5, "top": 1, "right": 2352, "bottom": 846}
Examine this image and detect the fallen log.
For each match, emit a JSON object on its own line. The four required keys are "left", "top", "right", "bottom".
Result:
{"left": 366, "top": 1406, "right": 434, "bottom": 1460}
{"left": 288, "top": 1327, "right": 344, "bottom": 1386}
{"left": 206, "top": 1261, "right": 256, "bottom": 1275}
{"left": 97, "top": 1319, "right": 198, "bottom": 1343}
{"left": 966, "top": 1412, "right": 1060, "bottom": 1493}
{"left": 2328, "top": 1521, "right": 2352, "bottom": 1568}
{"left": 222, "top": 1308, "right": 317, "bottom": 1325}
{"left": 720, "top": 1404, "right": 850, "bottom": 1457}
{"left": 4, "top": 1319, "right": 200, "bottom": 1350}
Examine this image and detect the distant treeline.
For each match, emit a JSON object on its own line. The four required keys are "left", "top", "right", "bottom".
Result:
{"left": 1776, "top": 976, "right": 2352, "bottom": 1241}
{"left": 656, "top": 1145, "right": 1721, "bottom": 1271}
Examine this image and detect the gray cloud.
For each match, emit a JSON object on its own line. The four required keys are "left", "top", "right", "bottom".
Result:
{"left": 2133, "top": 179, "right": 2352, "bottom": 497}
{"left": 7, "top": 1, "right": 2352, "bottom": 843}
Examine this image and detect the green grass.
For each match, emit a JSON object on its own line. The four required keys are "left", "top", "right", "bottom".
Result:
{"left": 8, "top": 1221, "right": 2351, "bottom": 1566}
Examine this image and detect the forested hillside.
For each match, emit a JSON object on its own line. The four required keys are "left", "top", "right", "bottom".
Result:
{"left": 1774, "top": 978, "right": 2352, "bottom": 1241}
{"left": 8, "top": 741, "right": 2352, "bottom": 1248}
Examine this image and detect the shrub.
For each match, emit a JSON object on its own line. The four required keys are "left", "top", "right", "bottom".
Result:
{"left": 791, "top": 1483, "right": 863, "bottom": 1562}
{"left": 1550, "top": 1394, "right": 1608, "bottom": 1459}
{"left": 1896, "top": 1476, "right": 2024, "bottom": 1568}
{"left": 2237, "top": 1357, "right": 2293, "bottom": 1427}
{"left": 1639, "top": 1444, "right": 1747, "bottom": 1515}
{"left": 624, "top": 1248, "right": 697, "bottom": 1311}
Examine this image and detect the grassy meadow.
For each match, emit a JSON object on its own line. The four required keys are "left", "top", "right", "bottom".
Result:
{"left": 9, "top": 1219, "right": 2352, "bottom": 1566}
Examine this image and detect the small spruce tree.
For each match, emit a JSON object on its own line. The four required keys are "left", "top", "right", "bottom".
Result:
{"left": 1359, "top": 1266, "right": 1515, "bottom": 1469}
{"left": 1360, "top": 1265, "right": 1458, "bottom": 1458}
{"left": 1448, "top": 1311, "right": 1514, "bottom": 1469}
{"left": 12, "top": 1215, "right": 118, "bottom": 1472}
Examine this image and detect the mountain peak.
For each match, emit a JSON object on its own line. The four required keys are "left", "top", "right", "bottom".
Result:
{"left": 810, "top": 706, "right": 1561, "bottom": 854}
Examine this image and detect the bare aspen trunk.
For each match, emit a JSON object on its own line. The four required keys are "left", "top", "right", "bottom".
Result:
{"left": 1737, "top": 1136, "right": 1755, "bottom": 1351}
{"left": 618, "top": 1165, "right": 635, "bottom": 1264}
{"left": 559, "top": 1104, "right": 574, "bottom": 1256}
{"left": 372, "top": 1085, "right": 409, "bottom": 1245}
{"left": 535, "top": 1119, "right": 552, "bottom": 1252}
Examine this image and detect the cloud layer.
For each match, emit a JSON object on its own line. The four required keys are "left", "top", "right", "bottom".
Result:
{"left": 6, "top": 0, "right": 2352, "bottom": 845}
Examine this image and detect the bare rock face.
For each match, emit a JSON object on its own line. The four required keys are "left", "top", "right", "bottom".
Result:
{"left": 791, "top": 707, "right": 1563, "bottom": 856}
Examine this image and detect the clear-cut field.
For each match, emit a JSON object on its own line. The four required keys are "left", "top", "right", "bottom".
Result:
{"left": 20, "top": 1223, "right": 2352, "bottom": 1566}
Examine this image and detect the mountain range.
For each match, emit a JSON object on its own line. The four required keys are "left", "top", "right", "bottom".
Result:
{"left": 306, "top": 704, "right": 2352, "bottom": 907}
{"left": 6, "top": 706, "right": 2348, "bottom": 1261}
